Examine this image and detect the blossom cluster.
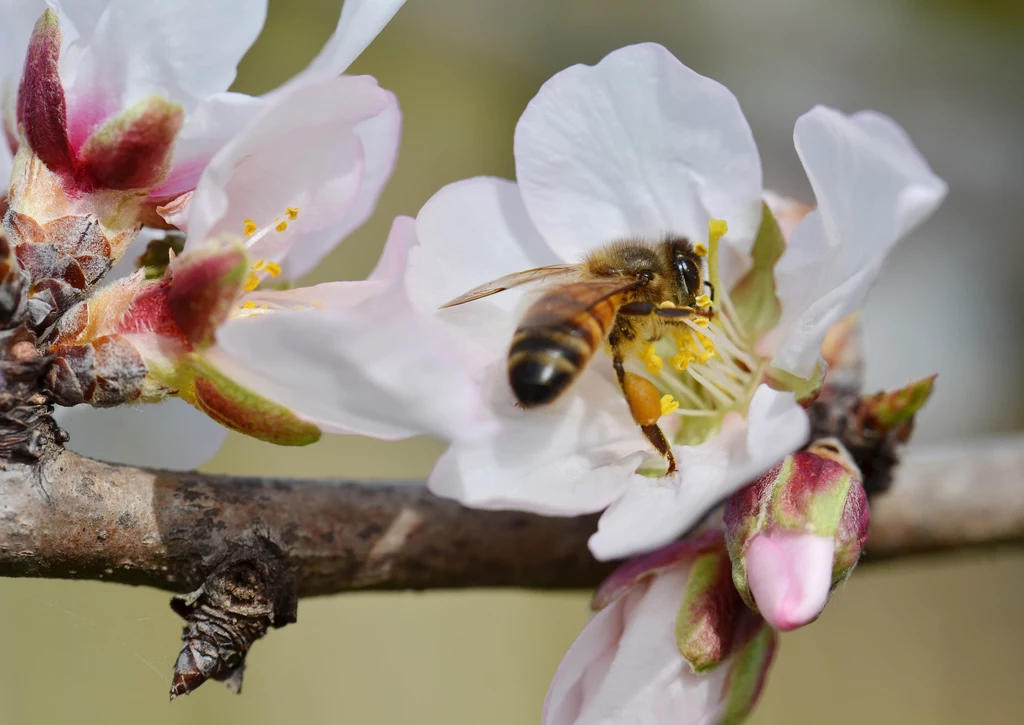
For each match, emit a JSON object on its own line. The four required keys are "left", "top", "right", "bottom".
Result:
{"left": 0, "top": 1, "right": 946, "bottom": 722}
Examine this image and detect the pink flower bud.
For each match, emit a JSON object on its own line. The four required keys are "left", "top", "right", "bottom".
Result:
{"left": 167, "top": 240, "right": 248, "bottom": 349}
{"left": 724, "top": 446, "right": 869, "bottom": 631}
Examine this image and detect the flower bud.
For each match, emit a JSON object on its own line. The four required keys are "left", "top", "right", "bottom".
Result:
{"left": 724, "top": 445, "right": 869, "bottom": 631}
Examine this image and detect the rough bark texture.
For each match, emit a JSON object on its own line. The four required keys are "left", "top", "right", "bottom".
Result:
{"left": 2, "top": 437, "right": 1021, "bottom": 600}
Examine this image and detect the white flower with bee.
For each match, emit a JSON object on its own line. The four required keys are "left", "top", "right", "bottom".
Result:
{"left": 223, "top": 42, "right": 946, "bottom": 560}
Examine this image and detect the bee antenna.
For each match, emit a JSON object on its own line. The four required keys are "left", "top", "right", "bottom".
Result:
{"left": 704, "top": 280, "right": 715, "bottom": 301}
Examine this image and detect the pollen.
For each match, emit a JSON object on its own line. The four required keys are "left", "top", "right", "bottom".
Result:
{"left": 244, "top": 272, "right": 260, "bottom": 292}
{"left": 275, "top": 221, "right": 288, "bottom": 232}
{"left": 253, "top": 259, "right": 267, "bottom": 271}
{"left": 671, "top": 351, "right": 695, "bottom": 372}
{"left": 694, "top": 317, "right": 710, "bottom": 328}
{"left": 286, "top": 206, "right": 300, "bottom": 221}
{"left": 243, "top": 219, "right": 258, "bottom": 237}
{"left": 642, "top": 343, "right": 664, "bottom": 374}
{"left": 242, "top": 300, "right": 257, "bottom": 309}
{"left": 693, "top": 242, "right": 708, "bottom": 257}
{"left": 695, "top": 294, "right": 712, "bottom": 309}
{"left": 708, "top": 218, "right": 728, "bottom": 244}
{"left": 660, "top": 394, "right": 680, "bottom": 417}
{"left": 265, "top": 261, "right": 282, "bottom": 278}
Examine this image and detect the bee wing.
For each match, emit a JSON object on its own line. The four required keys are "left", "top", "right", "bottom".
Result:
{"left": 515, "top": 277, "right": 648, "bottom": 329}
{"left": 440, "top": 264, "right": 581, "bottom": 308}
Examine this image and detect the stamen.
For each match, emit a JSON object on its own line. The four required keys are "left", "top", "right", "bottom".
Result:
{"left": 642, "top": 344, "right": 664, "bottom": 374}
{"left": 693, "top": 242, "right": 708, "bottom": 257}
{"left": 286, "top": 207, "right": 300, "bottom": 221}
{"left": 659, "top": 394, "right": 680, "bottom": 416}
{"left": 243, "top": 219, "right": 257, "bottom": 237}
{"left": 253, "top": 259, "right": 267, "bottom": 271}
{"left": 243, "top": 272, "right": 260, "bottom": 292}
{"left": 275, "top": 221, "right": 288, "bottom": 232}
{"left": 685, "top": 367, "right": 735, "bottom": 406}
{"left": 242, "top": 300, "right": 257, "bottom": 309}
{"left": 265, "top": 261, "right": 283, "bottom": 278}
{"left": 694, "top": 294, "right": 712, "bottom": 309}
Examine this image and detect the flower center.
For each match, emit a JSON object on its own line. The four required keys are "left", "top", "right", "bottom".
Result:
{"left": 630, "top": 219, "right": 763, "bottom": 450}
{"left": 240, "top": 206, "right": 300, "bottom": 292}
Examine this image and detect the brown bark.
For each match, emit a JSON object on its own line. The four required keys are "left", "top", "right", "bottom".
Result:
{"left": 2, "top": 436, "right": 1020, "bottom": 599}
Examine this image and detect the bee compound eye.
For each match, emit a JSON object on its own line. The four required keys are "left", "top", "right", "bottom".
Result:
{"left": 675, "top": 255, "right": 700, "bottom": 295}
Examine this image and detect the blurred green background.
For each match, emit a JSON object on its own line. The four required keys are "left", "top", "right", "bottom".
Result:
{"left": 3, "top": 0, "right": 1024, "bottom": 722}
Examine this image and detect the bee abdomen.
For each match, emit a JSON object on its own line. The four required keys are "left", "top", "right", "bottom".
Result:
{"left": 508, "top": 328, "right": 592, "bottom": 407}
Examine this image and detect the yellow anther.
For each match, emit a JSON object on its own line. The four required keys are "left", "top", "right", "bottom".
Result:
{"left": 641, "top": 343, "right": 664, "bottom": 374}
{"left": 694, "top": 317, "right": 710, "bottom": 328}
{"left": 311, "top": 300, "right": 324, "bottom": 309}
{"left": 697, "top": 348, "right": 716, "bottom": 364}
{"left": 708, "top": 218, "right": 728, "bottom": 244}
{"left": 242, "top": 300, "right": 257, "bottom": 309}
{"left": 671, "top": 352, "right": 695, "bottom": 372}
{"left": 275, "top": 220, "right": 288, "bottom": 232}
{"left": 286, "top": 207, "right": 300, "bottom": 221}
{"left": 265, "top": 261, "right": 283, "bottom": 278}
{"left": 253, "top": 259, "right": 267, "bottom": 271}
{"left": 695, "top": 294, "right": 712, "bottom": 309}
{"left": 243, "top": 219, "right": 258, "bottom": 237}
{"left": 243, "top": 272, "right": 260, "bottom": 292}
{"left": 693, "top": 242, "right": 708, "bottom": 257}
{"left": 259, "top": 304, "right": 269, "bottom": 310}
{"left": 659, "top": 300, "right": 677, "bottom": 309}
{"left": 659, "top": 394, "right": 680, "bottom": 417}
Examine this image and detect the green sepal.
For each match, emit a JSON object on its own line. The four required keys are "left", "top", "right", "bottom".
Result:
{"left": 178, "top": 354, "right": 321, "bottom": 446}
{"left": 729, "top": 202, "right": 785, "bottom": 343}
{"left": 720, "top": 624, "right": 777, "bottom": 725}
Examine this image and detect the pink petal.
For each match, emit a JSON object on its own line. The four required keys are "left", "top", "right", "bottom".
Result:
{"left": 296, "top": 0, "right": 407, "bottom": 83}
{"left": 745, "top": 530, "right": 835, "bottom": 631}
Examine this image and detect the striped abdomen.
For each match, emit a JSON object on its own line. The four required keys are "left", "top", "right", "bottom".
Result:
{"left": 507, "top": 283, "right": 622, "bottom": 407}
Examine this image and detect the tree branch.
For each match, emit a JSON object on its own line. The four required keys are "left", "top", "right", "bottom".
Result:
{"left": 2, "top": 435, "right": 1021, "bottom": 598}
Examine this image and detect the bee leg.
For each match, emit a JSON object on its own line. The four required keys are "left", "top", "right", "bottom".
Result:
{"left": 612, "top": 353, "right": 677, "bottom": 474}
{"left": 618, "top": 302, "right": 709, "bottom": 322}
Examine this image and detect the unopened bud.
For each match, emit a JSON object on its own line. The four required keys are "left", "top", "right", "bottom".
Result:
{"left": 724, "top": 445, "right": 869, "bottom": 631}
{"left": 17, "top": 9, "right": 73, "bottom": 173}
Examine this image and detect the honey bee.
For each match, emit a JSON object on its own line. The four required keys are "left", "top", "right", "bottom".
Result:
{"left": 442, "top": 236, "right": 712, "bottom": 473}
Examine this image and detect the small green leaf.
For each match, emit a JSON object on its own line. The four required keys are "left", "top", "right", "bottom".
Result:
{"left": 765, "top": 360, "right": 825, "bottom": 405}
{"left": 730, "top": 202, "right": 785, "bottom": 342}
{"left": 861, "top": 374, "right": 937, "bottom": 429}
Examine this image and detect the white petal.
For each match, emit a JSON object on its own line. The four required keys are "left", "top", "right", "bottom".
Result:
{"left": 745, "top": 530, "right": 834, "bottom": 631}
{"left": 185, "top": 76, "right": 393, "bottom": 272}
{"left": 410, "top": 177, "right": 560, "bottom": 369}
{"left": 298, "top": 0, "right": 406, "bottom": 81}
{"left": 53, "top": 398, "right": 228, "bottom": 470}
{"left": 0, "top": 0, "right": 44, "bottom": 89}
{"left": 149, "top": 92, "right": 265, "bottom": 201}
{"left": 515, "top": 42, "right": 762, "bottom": 266}
{"left": 767, "top": 106, "right": 947, "bottom": 378}
{"left": 427, "top": 364, "right": 646, "bottom": 516}
{"left": 280, "top": 90, "right": 401, "bottom": 278}
{"left": 589, "top": 386, "right": 809, "bottom": 560}
{"left": 544, "top": 591, "right": 625, "bottom": 725}
{"left": 410, "top": 176, "right": 559, "bottom": 312}
{"left": 569, "top": 565, "right": 729, "bottom": 724}
{"left": 62, "top": 0, "right": 267, "bottom": 139}
{"left": 209, "top": 220, "right": 483, "bottom": 441}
